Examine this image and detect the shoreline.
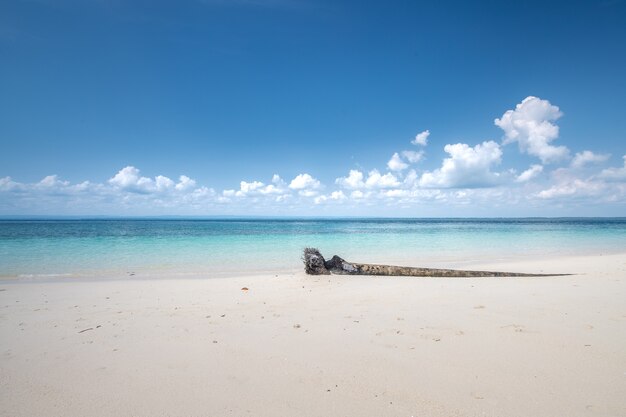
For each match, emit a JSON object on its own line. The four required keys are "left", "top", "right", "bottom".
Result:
{"left": 2, "top": 250, "right": 624, "bottom": 282}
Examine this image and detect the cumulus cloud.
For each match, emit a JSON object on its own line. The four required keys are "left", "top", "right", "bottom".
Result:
{"left": 336, "top": 169, "right": 400, "bottom": 189}
{"left": 176, "top": 175, "right": 196, "bottom": 191}
{"left": 264, "top": 175, "right": 288, "bottom": 194}
{"left": 598, "top": 155, "right": 626, "bottom": 181}
{"left": 571, "top": 151, "right": 610, "bottom": 168}
{"left": 314, "top": 190, "right": 346, "bottom": 204}
{"left": 335, "top": 170, "right": 365, "bottom": 189}
{"left": 495, "top": 96, "right": 569, "bottom": 164}
{"left": 330, "top": 190, "right": 346, "bottom": 200}
{"left": 387, "top": 153, "right": 408, "bottom": 171}
{"left": 298, "top": 190, "right": 318, "bottom": 197}
{"left": 109, "top": 166, "right": 154, "bottom": 193}
{"left": 532, "top": 165, "right": 626, "bottom": 202}
{"left": 240, "top": 180, "right": 264, "bottom": 193}
{"left": 225, "top": 174, "right": 289, "bottom": 197}
{"left": 387, "top": 135, "right": 425, "bottom": 173}
{"left": 365, "top": 170, "right": 401, "bottom": 188}
{"left": 0, "top": 166, "right": 220, "bottom": 214}
{"left": 419, "top": 141, "right": 503, "bottom": 188}
{"left": 412, "top": 130, "right": 430, "bottom": 146}
{"left": 38, "top": 175, "right": 69, "bottom": 188}
{"left": 108, "top": 166, "right": 200, "bottom": 194}
{"left": 288, "top": 173, "right": 321, "bottom": 190}
{"left": 383, "top": 189, "right": 410, "bottom": 198}
{"left": 537, "top": 179, "right": 605, "bottom": 199}
{"left": 155, "top": 175, "right": 175, "bottom": 190}
{"left": 403, "top": 169, "right": 418, "bottom": 187}
{"left": 401, "top": 150, "right": 424, "bottom": 163}
{"left": 0, "top": 177, "right": 20, "bottom": 191}
{"left": 516, "top": 164, "right": 543, "bottom": 183}
{"left": 2, "top": 96, "right": 624, "bottom": 215}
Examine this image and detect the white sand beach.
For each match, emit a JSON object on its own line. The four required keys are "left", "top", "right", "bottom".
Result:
{"left": 1, "top": 253, "right": 625, "bottom": 417}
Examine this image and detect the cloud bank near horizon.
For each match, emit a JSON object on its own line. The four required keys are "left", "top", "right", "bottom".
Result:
{"left": 1, "top": 97, "right": 625, "bottom": 216}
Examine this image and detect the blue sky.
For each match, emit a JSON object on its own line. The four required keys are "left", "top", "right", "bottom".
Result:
{"left": 1, "top": 0, "right": 625, "bottom": 216}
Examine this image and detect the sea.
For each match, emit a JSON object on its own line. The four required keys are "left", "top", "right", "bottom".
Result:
{"left": 1, "top": 218, "right": 625, "bottom": 279}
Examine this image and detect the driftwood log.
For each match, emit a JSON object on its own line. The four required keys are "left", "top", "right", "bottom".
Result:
{"left": 303, "top": 248, "right": 569, "bottom": 277}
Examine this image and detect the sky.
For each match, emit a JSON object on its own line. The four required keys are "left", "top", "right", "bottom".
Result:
{"left": 1, "top": 0, "right": 625, "bottom": 216}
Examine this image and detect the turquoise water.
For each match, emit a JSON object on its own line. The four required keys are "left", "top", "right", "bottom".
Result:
{"left": 1, "top": 218, "right": 625, "bottom": 278}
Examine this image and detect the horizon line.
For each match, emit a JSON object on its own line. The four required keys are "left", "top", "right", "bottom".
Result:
{"left": 1, "top": 215, "right": 625, "bottom": 220}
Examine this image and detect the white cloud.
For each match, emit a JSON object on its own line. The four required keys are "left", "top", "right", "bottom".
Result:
{"left": 0, "top": 177, "right": 20, "bottom": 191}
{"left": 271, "top": 174, "right": 284, "bottom": 185}
{"left": 230, "top": 176, "right": 289, "bottom": 197}
{"left": 288, "top": 173, "right": 321, "bottom": 190}
{"left": 108, "top": 166, "right": 155, "bottom": 193}
{"left": 383, "top": 189, "right": 410, "bottom": 198}
{"left": 419, "top": 141, "right": 503, "bottom": 188}
{"left": 175, "top": 175, "right": 196, "bottom": 191}
{"left": 259, "top": 175, "right": 287, "bottom": 195}
{"left": 337, "top": 170, "right": 401, "bottom": 189}
{"left": 412, "top": 130, "right": 430, "bottom": 146}
{"left": 401, "top": 150, "right": 424, "bottom": 163}
{"left": 38, "top": 175, "right": 69, "bottom": 188}
{"left": 403, "top": 169, "right": 418, "bottom": 187}
{"left": 2, "top": 95, "right": 624, "bottom": 215}
{"left": 331, "top": 190, "right": 345, "bottom": 199}
{"left": 537, "top": 179, "right": 605, "bottom": 199}
{"left": 298, "top": 189, "right": 318, "bottom": 197}
{"left": 532, "top": 165, "right": 625, "bottom": 203}
{"left": 0, "top": 166, "right": 221, "bottom": 214}
{"left": 365, "top": 170, "right": 400, "bottom": 188}
{"left": 73, "top": 181, "right": 92, "bottom": 192}
{"left": 108, "top": 166, "right": 201, "bottom": 195}
{"left": 189, "top": 186, "right": 214, "bottom": 198}
{"left": 258, "top": 184, "right": 281, "bottom": 194}
{"left": 336, "top": 170, "right": 365, "bottom": 189}
{"left": 571, "top": 150, "right": 610, "bottom": 168}
{"left": 156, "top": 175, "right": 175, "bottom": 190}
{"left": 240, "top": 180, "right": 265, "bottom": 193}
{"left": 387, "top": 153, "right": 408, "bottom": 171}
{"left": 516, "top": 164, "right": 543, "bottom": 183}
{"left": 495, "top": 96, "right": 569, "bottom": 164}
{"left": 314, "top": 190, "right": 346, "bottom": 204}
{"left": 598, "top": 155, "right": 626, "bottom": 181}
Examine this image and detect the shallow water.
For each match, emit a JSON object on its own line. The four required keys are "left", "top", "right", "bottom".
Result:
{"left": 1, "top": 218, "right": 625, "bottom": 278}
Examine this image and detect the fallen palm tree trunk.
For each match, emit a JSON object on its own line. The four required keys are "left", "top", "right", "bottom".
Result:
{"left": 303, "top": 248, "right": 570, "bottom": 277}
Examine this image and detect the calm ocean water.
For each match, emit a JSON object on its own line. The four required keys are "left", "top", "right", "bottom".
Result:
{"left": 1, "top": 218, "right": 625, "bottom": 278}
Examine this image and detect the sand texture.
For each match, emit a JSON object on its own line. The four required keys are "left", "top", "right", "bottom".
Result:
{"left": 1, "top": 253, "right": 625, "bottom": 417}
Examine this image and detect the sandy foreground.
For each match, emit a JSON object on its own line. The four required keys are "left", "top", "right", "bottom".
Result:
{"left": 1, "top": 253, "right": 625, "bottom": 417}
